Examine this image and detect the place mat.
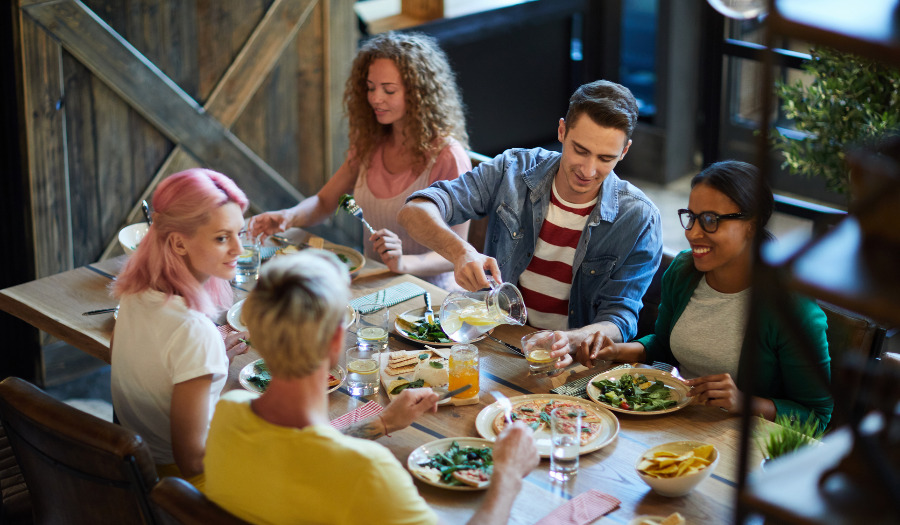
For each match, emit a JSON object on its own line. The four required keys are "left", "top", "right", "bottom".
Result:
{"left": 217, "top": 324, "right": 237, "bottom": 338}
{"left": 533, "top": 490, "right": 620, "bottom": 525}
{"left": 260, "top": 246, "right": 278, "bottom": 261}
{"left": 329, "top": 401, "right": 383, "bottom": 430}
{"left": 350, "top": 283, "right": 427, "bottom": 314}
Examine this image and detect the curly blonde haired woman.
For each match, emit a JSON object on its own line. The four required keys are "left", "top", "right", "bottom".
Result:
{"left": 250, "top": 31, "right": 471, "bottom": 289}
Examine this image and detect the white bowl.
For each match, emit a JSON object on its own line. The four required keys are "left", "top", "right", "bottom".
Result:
{"left": 118, "top": 223, "right": 149, "bottom": 254}
{"left": 634, "top": 440, "right": 719, "bottom": 497}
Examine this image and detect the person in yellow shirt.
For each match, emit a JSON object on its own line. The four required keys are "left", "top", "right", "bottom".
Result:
{"left": 204, "top": 250, "right": 539, "bottom": 524}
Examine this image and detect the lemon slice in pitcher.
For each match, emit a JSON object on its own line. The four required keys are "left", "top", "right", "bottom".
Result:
{"left": 348, "top": 359, "right": 378, "bottom": 375}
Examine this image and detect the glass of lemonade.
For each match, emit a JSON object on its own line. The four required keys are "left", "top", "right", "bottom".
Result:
{"left": 549, "top": 407, "right": 581, "bottom": 481}
{"left": 448, "top": 344, "right": 479, "bottom": 399}
{"left": 346, "top": 304, "right": 388, "bottom": 396}
{"left": 233, "top": 229, "right": 260, "bottom": 284}
{"left": 521, "top": 330, "right": 564, "bottom": 376}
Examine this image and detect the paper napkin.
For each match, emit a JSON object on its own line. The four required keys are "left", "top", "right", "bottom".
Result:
{"left": 329, "top": 401, "right": 384, "bottom": 430}
{"left": 533, "top": 490, "right": 621, "bottom": 525}
{"left": 350, "top": 283, "right": 427, "bottom": 313}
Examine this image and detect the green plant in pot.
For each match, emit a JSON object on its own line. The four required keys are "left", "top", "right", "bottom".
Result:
{"left": 758, "top": 413, "right": 824, "bottom": 464}
{"left": 773, "top": 46, "right": 900, "bottom": 197}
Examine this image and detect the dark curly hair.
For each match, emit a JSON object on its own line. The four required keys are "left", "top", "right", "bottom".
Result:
{"left": 344, "top": 31, "right": 468, "bottom": 172}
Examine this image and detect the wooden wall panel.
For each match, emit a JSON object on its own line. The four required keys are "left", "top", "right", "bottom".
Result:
{"left": 14, "top": 0, "right": 356, "bottom": 274}
{"left": 20, "top": 12, "right": 71, "bottom": 278}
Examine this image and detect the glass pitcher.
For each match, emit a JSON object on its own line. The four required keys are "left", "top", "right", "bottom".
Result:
{"left": 440, "top": 278, "right": 527, "bottom": 343}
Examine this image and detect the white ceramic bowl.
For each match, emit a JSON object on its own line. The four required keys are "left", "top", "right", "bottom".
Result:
{"left": 118, "top": 223, "right": 149, "bottom": 254}
{"left": 634, "top": 440, "right": 719, "bottom": 497}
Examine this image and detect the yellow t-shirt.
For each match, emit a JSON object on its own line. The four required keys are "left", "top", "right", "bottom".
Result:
{"left": 204, "top": 390, "right": 437, "bottom": 525}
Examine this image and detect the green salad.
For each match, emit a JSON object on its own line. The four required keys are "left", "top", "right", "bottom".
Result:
{"left": 418, "top": 441, "right": 493, "bottom": 486}
{"left": 246, "top": 361, "right": 271, "bottom": 391}
{"left": 398, "top": 315, "right": 452, "bottom": 344}
{"left": 591, "top": 373, "right": 677, "bottom": 412}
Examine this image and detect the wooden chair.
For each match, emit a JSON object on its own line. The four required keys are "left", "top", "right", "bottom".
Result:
{"left": 150, "top": 477, "right": 251, "bottom": 525}
{"left": 0, "top": 421, "right": 31, "bottom": 525}
{"left": 0, "top": 377, "right": 160, "bottom": 524}
{"left": 817, "top": 300, "right": 885, "bottom": 364}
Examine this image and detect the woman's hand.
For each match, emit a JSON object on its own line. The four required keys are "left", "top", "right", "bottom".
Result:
{"left": 685, "top": 373, "right": 742, "bottom": 412}
{"left": 248, "top": 210, "right": 292, "bottom": 240}
{"left": 577, "top": 332, "right": 617, "bottom": 368}
{"left": 370, "top": 229, "right": 405, "bottom": 273}
{"left": 224, "top": 331, "right": 250, "bottom": 363}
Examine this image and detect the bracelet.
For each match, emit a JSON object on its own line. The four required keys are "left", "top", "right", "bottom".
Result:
{"left": 378, "top": 414, "right": 391, "bottom": 437}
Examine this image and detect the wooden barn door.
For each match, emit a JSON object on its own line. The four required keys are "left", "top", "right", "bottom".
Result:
{"left": 4, "top": 0, "right": 355, "bottom": 380}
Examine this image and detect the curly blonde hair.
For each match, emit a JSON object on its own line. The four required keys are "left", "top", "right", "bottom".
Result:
{"left": 344, "top": 31, "right": 469, "bottom": 172}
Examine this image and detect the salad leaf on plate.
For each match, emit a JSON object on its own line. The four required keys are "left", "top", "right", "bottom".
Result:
{"left": 591, "top": 373, "right": 677, "bottom": 412}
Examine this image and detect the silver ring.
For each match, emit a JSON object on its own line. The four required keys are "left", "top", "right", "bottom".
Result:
{"left": 719, "top": 407, "right": 729, "bottom": 413}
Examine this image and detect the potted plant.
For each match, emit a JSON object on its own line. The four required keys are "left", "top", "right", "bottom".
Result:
{"left": 773, "top": 46, "right": 900, "bottom": 198}
{"left": 757, "top": 413, "right": 824, "bottom": 466}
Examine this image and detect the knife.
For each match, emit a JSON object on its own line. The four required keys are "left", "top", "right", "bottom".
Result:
{"left": 82, "top": 307, "right": 118, "bottom": 316}
{"left": 423, "top": 293, "right": 435, "bottom": 325}
{"left": 486, "top": 334, "right": 525, "bottom": 356}
{"left": 440, "top": 384, "right": 471, "bottom": 401}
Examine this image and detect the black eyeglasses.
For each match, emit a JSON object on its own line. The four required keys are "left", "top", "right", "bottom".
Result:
{"left": 677, "top": 209, "right": 750, "bottom": 233}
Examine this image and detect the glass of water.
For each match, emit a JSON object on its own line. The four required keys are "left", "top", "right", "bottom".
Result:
{"left": 233, "top": 230, "right": 260, "bottom": 284}
{"left": 549, "top": 407, "right": 581, "bottom": 481}
{"left": 521, "top": 330, "right": 564, "bottom": 376}
{"left": 346, "top": 304, "right": 388, "bottom": 396}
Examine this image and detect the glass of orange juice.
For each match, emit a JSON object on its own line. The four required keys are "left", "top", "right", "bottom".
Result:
{"left": 449, "top": 344, "right": 479, "bottom": 399}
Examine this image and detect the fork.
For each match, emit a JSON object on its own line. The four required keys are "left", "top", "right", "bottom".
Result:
{"left": 490, "top": 391, "right": 513, "bottom": 425}
{"left": 341, "top": 197, "right": 376, "bottom": 234}
{"left": 652, "top": 361, "right": 684, "bottom": 381}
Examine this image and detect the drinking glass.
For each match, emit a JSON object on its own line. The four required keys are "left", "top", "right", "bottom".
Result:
{"left": 549, "top": 407, "right": 581, "bottom": 481}
{"left": 440, "top": 278, "right": 527, "bottom": 343}
{"left": 448, "top": 344, "right": 479, "bottom": 399}
{"left": 522, "top": 330, "right": 563, "bottom": 376}
{"left": 355, "top": 304, "right": 389, "bottom": 353}
{"left": 233, "top": 230, "right": 260, "bottom": 284}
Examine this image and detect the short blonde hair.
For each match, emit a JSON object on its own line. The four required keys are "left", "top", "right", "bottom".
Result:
{"left": 242, "top": 251, "right": 350, "bottom": 378}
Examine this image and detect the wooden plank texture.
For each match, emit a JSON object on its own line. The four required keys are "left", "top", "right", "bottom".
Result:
{"left": 22, "top": 0, "right": 303, "bottom": 213}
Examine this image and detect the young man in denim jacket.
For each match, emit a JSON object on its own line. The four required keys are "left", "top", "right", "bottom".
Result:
{"left": 398, "top": 80, "right": 662, "bottom": 366}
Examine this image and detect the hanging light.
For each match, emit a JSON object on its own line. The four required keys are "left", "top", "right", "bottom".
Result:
{"left": 707, "top": 0, "right": 768, "bottom": 20}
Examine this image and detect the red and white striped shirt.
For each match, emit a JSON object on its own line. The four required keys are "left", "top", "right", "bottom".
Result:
{"left": 519, "top": 183, "right": 596, "bottom": 330}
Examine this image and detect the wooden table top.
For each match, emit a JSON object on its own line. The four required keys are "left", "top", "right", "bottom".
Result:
{"left": 0, "top": 230, "right": 773, "bottom": 524}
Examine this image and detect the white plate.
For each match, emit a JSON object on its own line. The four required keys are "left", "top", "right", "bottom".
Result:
{"left": 327, "top": 245, "right": 365, "bottom": 275}
{"left": 239, "top": 358, "right": 345, "bottom": 394}
{"left": 227, "top": 299, "right": 247, "bottom": 332}
{"left": 475, "top": 394, "right": 619, "bottom": 457}
{"left": 345, "top": 304, "right": 358, "bottom": 327}
{"left": 407, "top": 437, "right": 494, "bottom": 491}
{"left": 393, "top": 307, "right": 488, "bottom": 347}
{"left": 585, "top": 368, "right": 692, "bottom": 415}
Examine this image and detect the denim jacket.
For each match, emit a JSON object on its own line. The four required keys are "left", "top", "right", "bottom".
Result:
{"left": 408, "top": 147, "right": 662, "bottom": 340}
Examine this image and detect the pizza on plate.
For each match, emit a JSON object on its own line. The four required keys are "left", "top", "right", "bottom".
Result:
{"left": 492, "top": 398, "right": 604, "bottom": 446}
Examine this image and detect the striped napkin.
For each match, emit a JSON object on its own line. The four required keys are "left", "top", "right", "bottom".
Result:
{"left": 533, "top": 490, "right": 621, "bottom": 525}
{"left": 329, "top": 401, "right": 383, "bottom": 430}
{"left": 350, "top": 283, "right": 427, "bottom": 313}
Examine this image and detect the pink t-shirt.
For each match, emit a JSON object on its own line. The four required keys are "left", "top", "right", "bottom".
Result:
{"left": 353, "top": 138, "right": 471, "bottom": 289}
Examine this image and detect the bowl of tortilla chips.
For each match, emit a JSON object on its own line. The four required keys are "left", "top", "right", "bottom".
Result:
{"left": 634, "top": 440, "right": 719, "bottom": 497}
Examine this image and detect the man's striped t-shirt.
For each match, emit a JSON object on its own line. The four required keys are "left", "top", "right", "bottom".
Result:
{"left": 518, "top": 183, "right": 596, "bottom": 330}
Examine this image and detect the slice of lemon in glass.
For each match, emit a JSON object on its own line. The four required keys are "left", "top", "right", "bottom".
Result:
{"left": 348, "top": 359, "right": 378, "bottom": 375}
{"left": 527, "top": 349, "right": 553, "bottom": 363}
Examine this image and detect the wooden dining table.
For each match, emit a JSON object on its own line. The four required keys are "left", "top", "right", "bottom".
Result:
{"left": 0, "top": 230, "right": 774, "bottom": 524}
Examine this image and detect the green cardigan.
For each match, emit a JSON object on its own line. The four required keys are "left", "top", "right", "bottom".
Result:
{"left": 636, "top": 251, "right": 833, "bottom": 428}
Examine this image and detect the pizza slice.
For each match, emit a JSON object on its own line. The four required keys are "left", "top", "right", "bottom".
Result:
{"left": 492, "top": 399, "right": 548, "bottom": 435}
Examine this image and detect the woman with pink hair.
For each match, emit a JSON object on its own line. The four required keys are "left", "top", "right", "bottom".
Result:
{"left": 111, "top": 168, "right": 250, "bottom": 487}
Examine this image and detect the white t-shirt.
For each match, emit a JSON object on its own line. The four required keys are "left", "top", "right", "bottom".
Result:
{"left": 111, "top": 289, "right": 228, "bottom": 465}
{"left": 669, "top": 276, "right": 750, "bottom": 379}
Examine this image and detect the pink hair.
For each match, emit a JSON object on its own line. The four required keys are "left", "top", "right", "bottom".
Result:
{"left": 114, "top": 169, "right": 249, "bottom": 315}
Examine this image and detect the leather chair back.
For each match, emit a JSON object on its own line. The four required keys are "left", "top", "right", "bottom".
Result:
{"left": 0, "top": 377, "right": 160, "bottom": 524}
{"left": 636, "top": 250, "right": 676, "bottom": 340}
{"left": 150, "top": 477, "right": 251, "bottom": 525}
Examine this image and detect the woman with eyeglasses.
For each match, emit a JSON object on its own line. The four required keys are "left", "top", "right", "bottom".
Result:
{"left": 574, "top": 161, "right": 832, "bottom": 427}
